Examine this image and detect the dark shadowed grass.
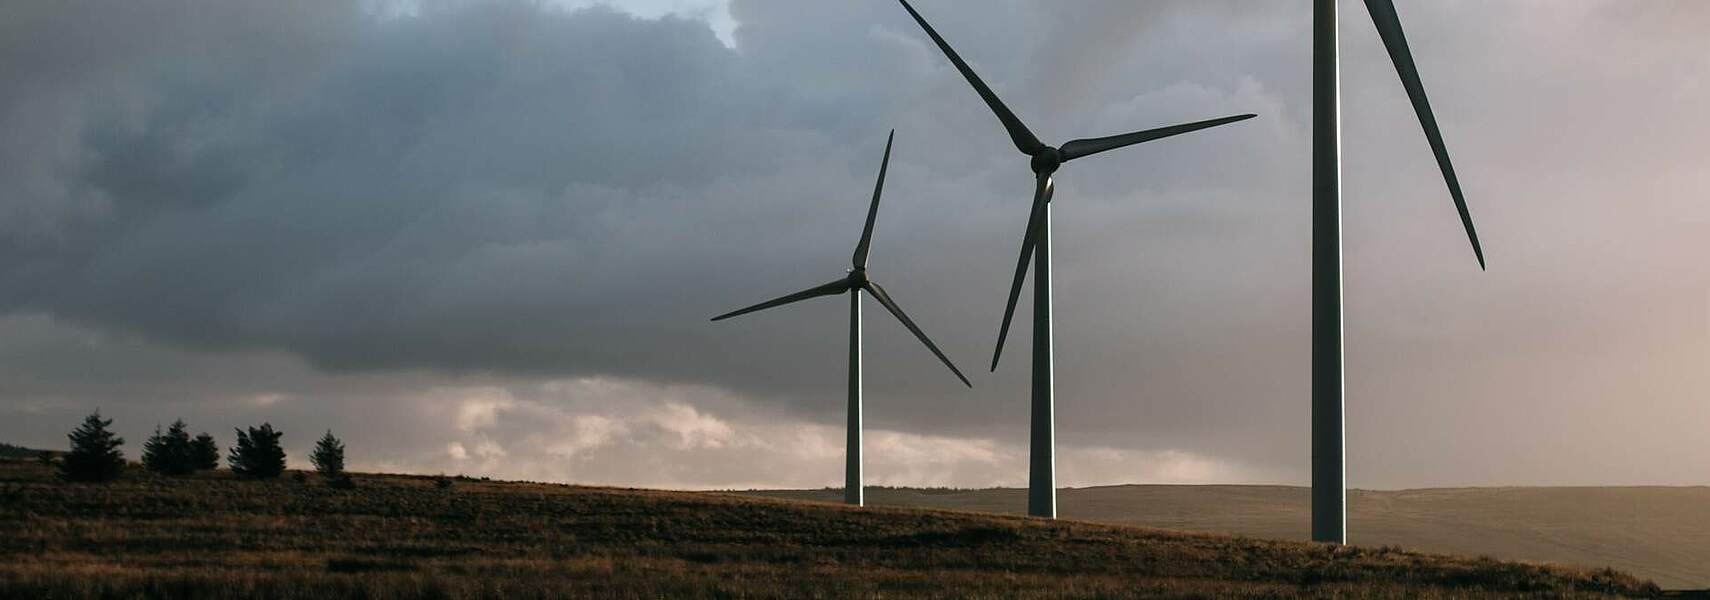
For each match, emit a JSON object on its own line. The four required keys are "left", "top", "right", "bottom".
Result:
{"left": 0, "top": 461, "right": 1660, "bottom": 598}
{"left": 746, "top": 483, "right": 1710, "bottom": 589}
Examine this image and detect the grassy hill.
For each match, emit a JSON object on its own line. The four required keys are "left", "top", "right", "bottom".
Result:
{"left": 0, "top": 443, "right": 53, "bottom": 460}
{"left": 0, "top": 462, "right": 1662, "bottom": 598}
{"left": 743, "top": 485, "right": 1710, "bottom": 590}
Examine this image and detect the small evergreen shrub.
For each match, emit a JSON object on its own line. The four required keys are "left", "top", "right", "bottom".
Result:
{"left": 190, "top": 432, "right": 221, "bottom": 471}
{"left": 310, "top": 430, "right": 345, "bottom": 478}
{"left": 60, "top": 411, "right": 125, "bottom": 482}
{"left": 141, "top": 420, "right": 196, "bottom": 476}
{"left": 229, "top": 423, "right": 287, "bottom": 479}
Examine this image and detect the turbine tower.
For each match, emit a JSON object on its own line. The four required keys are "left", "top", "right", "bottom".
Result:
{"left": 1313, "top": 0, "right": 1485, "bottom": 544}
{"left": 897, "top": 0, "right": 1255, "bottom": 519}
{"left": 711, "top": 130, "right": 971, "bottom": 507}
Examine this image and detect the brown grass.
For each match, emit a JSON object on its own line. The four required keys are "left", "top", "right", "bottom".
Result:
{"left": 744, "top": 484, "right": 1710, "bottom": 590}
{"left": 0, "top": 461, "right": 1661, "bottom": 598}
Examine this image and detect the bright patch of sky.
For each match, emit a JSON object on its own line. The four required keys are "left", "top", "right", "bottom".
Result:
{"left": 566, "top": 0, "right": 735, "bottom": 46}
{"left": 362, "top": 0, "right": 735, "bottom": 46}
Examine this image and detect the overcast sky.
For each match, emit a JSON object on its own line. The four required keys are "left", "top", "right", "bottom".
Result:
{"left": 2, "top": 0, "right": 1706, "bottom": 490}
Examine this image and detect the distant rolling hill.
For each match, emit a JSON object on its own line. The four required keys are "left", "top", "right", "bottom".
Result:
{"left": 741, "top": 485, "right": 1710, "bottom": 590}
{"left": 0, "top": 462, "right": 1660, "bottom": 598}
{"left": 0, "top": 443, "right": 53, "bottom": 460}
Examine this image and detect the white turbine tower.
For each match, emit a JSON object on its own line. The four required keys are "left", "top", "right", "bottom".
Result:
{"left": 897, "top": 0, "right": 1256, "bottom": 519}
{"left": 1312, "top": 0, "right": 1485, "bottom": 544}
{"left": 712, "top": 131, "right": 971, "bottom": 506}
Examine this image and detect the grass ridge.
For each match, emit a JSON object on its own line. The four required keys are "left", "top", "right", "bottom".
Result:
{"left": 0, "top": 461, "right": 1662, "bottom": 598}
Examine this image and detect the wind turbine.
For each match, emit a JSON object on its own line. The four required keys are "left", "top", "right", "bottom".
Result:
{"left": 711, "top": 130, "right": 971, "bottom": 507}
{"left": 897, "top": 0, "right": 1255, "bottom": 519}
{"left": 1312, "top": 0, "right": 1484, "bottom": 544}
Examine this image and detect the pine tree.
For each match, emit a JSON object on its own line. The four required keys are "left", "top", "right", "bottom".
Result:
{"left": 310, "top": 430, "right": 345, "bottom": 478}
{"left": 228, "top": 423, "right": 286, "bottom": 479}
{"left": 142, "top": 420, "right": 196, "bottom": 475}
{"left": 60, "top": 411, "right": 125, "bottom": 482}
{"left": 190, "top": 432, "right": 220, "bottom": 471}
{"left": 142, "top": 425, "right": 167, "bottom": 472}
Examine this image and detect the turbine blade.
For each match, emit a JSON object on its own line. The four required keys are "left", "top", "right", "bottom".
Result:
{"left": 1365, "top": 0, "right": 1486, "bottom": 269}
{"left": 1059, "top": 114, "right": 1256, "bottom": 162}
{"left": 853, "top": 130, "right": 895, "bottom": 269}
{"left": 710, "top": 278, "right": 851, "bottom": 322}
{"left": 991, "top": 173, "right": 1053, "bottom": 371}
{"left": 864, "top": 280, "right": 972, "bottom": 388}
{"left": 897, "top": 0, "right": 1046, "bottom": 156}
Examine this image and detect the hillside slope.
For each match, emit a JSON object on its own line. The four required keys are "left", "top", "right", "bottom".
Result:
{"left": 0, "top": 462, "right": 1658, "bottom": 599}
{"left": 744, "top": 485, "right": 1710, "bottom": 590}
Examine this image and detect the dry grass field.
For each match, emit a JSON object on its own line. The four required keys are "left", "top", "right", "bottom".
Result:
{"left": 744, "top": 485, "right": 1710, "bottom": 591}
{"left": 0, "top": 460, "right": 1667, "bottom": 599}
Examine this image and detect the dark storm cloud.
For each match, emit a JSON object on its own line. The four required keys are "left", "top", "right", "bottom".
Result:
{"left": 1, "top": 0, "right": 1707, "bottom": 488}
{"left": 7, "top": 2, "right": 776, "bottom": 366}
{"left": 0, "top": 0, "right": 1283, "bottom": 403}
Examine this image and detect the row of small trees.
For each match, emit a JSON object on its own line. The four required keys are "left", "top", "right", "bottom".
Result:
{"left": 59, "top": 410, "right": 347, "bottom": 485}
{"left": 140, "top": 421, "right": 220, "bottom": 475}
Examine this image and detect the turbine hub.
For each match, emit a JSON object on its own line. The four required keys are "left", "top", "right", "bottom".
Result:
{"left": 846, "top": 268, "right": 868, "bottom": 288}
{"left": 1030, "top": 147, "right": 1062, "bottom": 174}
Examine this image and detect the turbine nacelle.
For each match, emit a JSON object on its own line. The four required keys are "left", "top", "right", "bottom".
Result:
{"left": 845, "top": 268, "right": 869, "bottom": 289}
{"left": 1029, "top": 147, "right": 1063, "bottom": 176}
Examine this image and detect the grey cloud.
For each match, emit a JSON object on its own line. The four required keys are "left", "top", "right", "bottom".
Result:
{"left": 0, "top": 314, "right": 1276, "bottom": 489}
